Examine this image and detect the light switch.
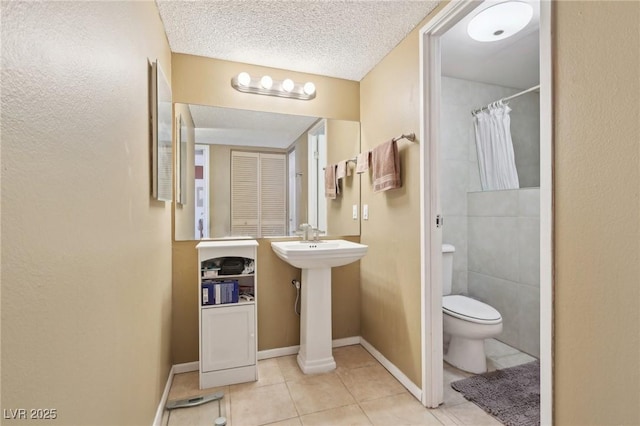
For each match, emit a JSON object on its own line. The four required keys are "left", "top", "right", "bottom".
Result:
{"left": 352, "top": 204, "right": 358, "bottom": 220}
{"left": 363, "top": 204, "right": 369, "bottom": 220}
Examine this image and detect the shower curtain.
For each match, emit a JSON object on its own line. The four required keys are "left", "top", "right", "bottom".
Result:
{"left": 473, "top": 101, "right": 520, "bottom": 190}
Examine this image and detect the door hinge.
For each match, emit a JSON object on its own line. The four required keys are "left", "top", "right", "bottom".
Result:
{"left": 436, "top": 214, "right": 444, "bottom": 228}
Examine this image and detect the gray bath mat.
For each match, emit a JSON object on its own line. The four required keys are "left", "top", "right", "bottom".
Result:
{"left": 451, "top": 360, "right": 540, "bottom": 426}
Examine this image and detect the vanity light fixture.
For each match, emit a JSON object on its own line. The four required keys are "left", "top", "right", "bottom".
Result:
{"left": 231, "top": 72, "right": 316, "bottom": 100}
{"left": 467, "top": 1, "right": 533, "bottom": 42}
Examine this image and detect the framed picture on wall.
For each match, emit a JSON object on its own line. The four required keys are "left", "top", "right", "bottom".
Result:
{"left": 151, "top": 59, "right": 173, "bottom": 202}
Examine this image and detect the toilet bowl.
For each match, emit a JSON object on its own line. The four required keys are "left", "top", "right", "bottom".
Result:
{"left": 442, "top": 244, "right": 502, "bottom": 374}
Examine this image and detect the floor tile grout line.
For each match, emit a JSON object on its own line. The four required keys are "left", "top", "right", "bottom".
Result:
{"left": 168, "top": 342, "right": 530, "bottom": 426}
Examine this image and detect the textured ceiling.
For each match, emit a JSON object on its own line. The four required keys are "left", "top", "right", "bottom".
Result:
{"left": 163, "top": 1, "right": 540, "bottom": 147}
{"left": 156, "top": 0, "right": 440, "bottom": 81}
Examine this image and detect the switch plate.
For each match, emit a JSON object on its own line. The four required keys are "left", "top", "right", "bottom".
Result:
{"left": 363, "top": 204, "right": 369, "bottom": 220}
{"left": 352, "top": 204, "right": 358, "bottom": 220}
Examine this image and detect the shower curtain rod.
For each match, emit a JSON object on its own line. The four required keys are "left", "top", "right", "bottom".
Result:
{"left": 472, "top": 84, "right": 540, "bottom": 115}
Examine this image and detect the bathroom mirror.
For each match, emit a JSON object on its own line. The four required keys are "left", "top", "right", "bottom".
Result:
{"left": 173, "top": 103, "right": 361, "bottom": 241}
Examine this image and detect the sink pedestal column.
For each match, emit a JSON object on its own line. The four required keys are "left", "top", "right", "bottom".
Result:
{"left": 297, "top": 267, "right": 336, "bottom": 374}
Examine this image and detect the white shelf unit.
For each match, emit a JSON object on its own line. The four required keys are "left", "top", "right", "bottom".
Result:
{"left": 196, "top": 240, "right": 259, "bottom": 389}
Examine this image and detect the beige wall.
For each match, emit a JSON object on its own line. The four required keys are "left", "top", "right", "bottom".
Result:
{"left": 326, "top": 120, "right": 362, "bottom": 236}
{"left": 358, "top": 1, "right": 640, "bottom": 422}
{"left": 174, "top": 104, "right": 196, "bottom": 240}
{"left": 359, "top": 23, "right": 424, "bottom": 386}
{"left": 172, "top": 54, "right": 359, "bottom": 121}
{"left": 170, "top": 53, "right": 363, "bottom": 363}
{"left": 1, "top": 2, "right": 173, "bottom": 425}
{"left": 554, "top": 2, "right": 640, "bottom": 424}
{"left": 171, "top": 237, "right": 361, "bottom": 363}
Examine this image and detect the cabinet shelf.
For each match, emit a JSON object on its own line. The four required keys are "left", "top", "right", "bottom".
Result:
{"left": 201, "top": 300, "right": 255, "bottom": 309}
{"left": 200, "top": 273, "right": 255, "bottom": 279}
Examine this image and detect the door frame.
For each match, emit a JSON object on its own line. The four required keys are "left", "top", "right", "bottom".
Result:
{"left": 307, "top": 119, "right": 327, "bottom": 231}
{"left": 418, "top": 1, "right": 554, "bottom": 424}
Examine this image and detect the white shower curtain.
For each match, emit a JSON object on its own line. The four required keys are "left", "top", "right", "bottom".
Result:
{"left": 473, "top": 101, "right": 520, "bottom": 191}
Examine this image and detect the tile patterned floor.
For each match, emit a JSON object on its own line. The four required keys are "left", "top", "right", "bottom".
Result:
{"left": 162, "top": 339, "right": 537, "bottom": 426}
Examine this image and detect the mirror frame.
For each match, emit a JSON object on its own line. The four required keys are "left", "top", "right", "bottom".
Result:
{"left": 151, "top": 59, "right": 172, "bottom": 202}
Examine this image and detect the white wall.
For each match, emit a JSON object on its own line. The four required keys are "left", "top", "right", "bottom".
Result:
{"left": 467, "top": 189, "right": 540, "bottom": 357}
{"left": 440, "top": 76, "right": 540, "bottom": 357}
{"left": 440, "top": 76, "right": 540, "bottom": 295}
{"left": 509, "top": 94, "right": 541, "bottom": 187}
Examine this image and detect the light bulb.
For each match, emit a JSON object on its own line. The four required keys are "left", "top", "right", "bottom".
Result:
{"left": 260, "top": 75, "right": 273, "bottom": 90}
{"left": 282, "top": 78, "right": 294, "bottom": 92}
{"left": 237, "top": 72, "right": 251, "bottom": 87}
{"left": 303, "top": 82, "right": 316, "bottom": 96}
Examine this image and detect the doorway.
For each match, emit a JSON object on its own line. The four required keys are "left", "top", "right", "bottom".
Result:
{"left": 307, "top": 120, "right": 327, "bottom": 232}
{"left": 419, "top": 1, "right": 553, "bottom": 423}
{"left": 194, "top": 144, "right": 210, "bottom": 239}
{"left": 288, "top": 148, "right": 298, "bottom": 235}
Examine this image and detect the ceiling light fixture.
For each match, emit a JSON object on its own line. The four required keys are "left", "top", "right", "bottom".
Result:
{"left": 231, "top": 73, "right": 317, "bottom": 100}
{"left": 467, "top": 1, "right": 533, "bottom": 42}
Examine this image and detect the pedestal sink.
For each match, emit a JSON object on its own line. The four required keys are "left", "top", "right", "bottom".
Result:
{"left": 271, "top": 239, "right": 368, "bottom": 374}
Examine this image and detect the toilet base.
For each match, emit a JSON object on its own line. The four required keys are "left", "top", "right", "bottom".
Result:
{"left": 444, "top": 335, "right": 487, "bottom": 374}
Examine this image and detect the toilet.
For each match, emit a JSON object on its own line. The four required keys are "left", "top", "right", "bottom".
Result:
{"left": 442, "top": 244, "right": 502, "bottom": 374}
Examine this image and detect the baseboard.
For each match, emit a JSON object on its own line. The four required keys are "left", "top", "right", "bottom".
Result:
{"left": 152, "top": 365, "right": 175, "bottom": 426}
{"left": 257, "top": 345, "right": 300, "bottom": 360}
{"left": 173, "top": 361, "right": 198, "bottom": 374}
{"left": 257, "top": 336, "right": 360, "bottom": 360}
{"left": 332, "top": 336, "right": 360, "bottom": 348}
{"left": 359, "top": 337, "right": 423, "bottom": 401}
{"left": 152, "top": 362, "right": 198, "bottom": 426}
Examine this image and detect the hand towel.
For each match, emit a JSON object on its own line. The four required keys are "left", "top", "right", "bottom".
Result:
{"left": 336, "top": 160, "right": 348, "bottom": 180}
{"left": 355, "top": 151, "right": 371, "bottom": 174}
{"left": 372, "top": 139, "right": 401, "bottom": 192}
{"left": 324, "top": 164, "right": 337, "bottom": 199}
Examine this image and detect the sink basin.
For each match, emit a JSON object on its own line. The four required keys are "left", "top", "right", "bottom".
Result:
{"left": 271, "top": 239, "right": 368, "bottom": 269}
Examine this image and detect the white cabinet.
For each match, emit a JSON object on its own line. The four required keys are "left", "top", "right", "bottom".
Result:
{"left": 201, "top": 304, "right": 255, "bottom": 372}
{"left": 196, "top": 240, "right": 258, "bottom": 389}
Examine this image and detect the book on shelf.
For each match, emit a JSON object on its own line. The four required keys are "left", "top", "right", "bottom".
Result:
{"left": 201, "top": 279, "right": 239, "bottom": 305}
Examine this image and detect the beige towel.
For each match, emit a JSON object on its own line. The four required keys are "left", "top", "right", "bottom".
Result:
{"left": 324, "top": 164, "right": 337, "bottom": 199}
{"left": 336, "top": 160, "right": 348, "bottom": 180}
{"left": 372, "top": 140, "right": 401, "bottom": 192}
{"left": 355, "top": 151, "right": 371, "bottom": 174}
{"left": 335, "top": 160, "right": 348, "bottom": 195}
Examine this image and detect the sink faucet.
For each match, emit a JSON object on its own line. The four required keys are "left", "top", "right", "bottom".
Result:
{"left": 312, "top": 228, "right": 325, "bottom": 241}
{"left": 298, "top": 223, "right": 313, "bottom": 241}
{"left": 297, "top": 224, "right": 324, "bottom": 242}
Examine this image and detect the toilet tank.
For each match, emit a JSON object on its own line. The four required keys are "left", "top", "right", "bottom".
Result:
{"left": 442, "top": 244, "right": 455, "bottom": 295}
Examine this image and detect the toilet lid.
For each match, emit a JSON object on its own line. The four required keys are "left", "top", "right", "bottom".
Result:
{"left": 443, "top": 295, "right": 502, "bottom": 324}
